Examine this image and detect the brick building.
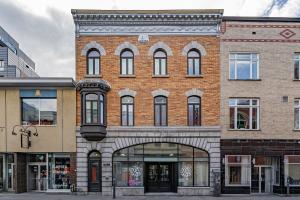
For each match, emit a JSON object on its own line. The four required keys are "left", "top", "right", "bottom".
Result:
{"left": 72, "top": 9, "right": 223, "bottom": 196}
{"left": 220, "top": 17, "right": 300, "bottom": 195}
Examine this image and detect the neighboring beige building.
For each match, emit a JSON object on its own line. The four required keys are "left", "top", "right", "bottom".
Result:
{"left": 220, "top": 17, "right": 300, "bottom": 195}
{"left": 0, "top": 78, "right": 76, "bottom": 193}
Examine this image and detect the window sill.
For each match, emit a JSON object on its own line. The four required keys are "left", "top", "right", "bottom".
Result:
{"left": 85, "top": 74, "right": 102, "bottom": 78}
{"left": 152, "top": 75, "right": 169, "bottom": 78}
{"left": 225, "top": 184, "right": 251, "bottom": 187}
{"left": 293, "top": 129, "right": 300, "bottom": 132}
{"left": 186, "top": 75, "right": 204, "bottom": 78}
{"left": 23, "top": 125, "right": 57, "bottom": 127}
{"left": 119, "top": 75, "right": 136, "bottom": 78}
{"left": 228, "top": 79, "right": 261, "bottom": 81}
{"left": 228, "top": 129, "right": 261, "bottom": 131}
{"left": 293, "top": 79, "right": 300, "bottom": 81}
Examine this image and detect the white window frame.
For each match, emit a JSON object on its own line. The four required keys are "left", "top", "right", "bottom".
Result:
{"left": 294, "top": 99, "right": 300, "bottom": 130}
{"left": 294, "top": 53, "right": 300, "bottom": 80}
{"left": 229, "top": 98, "right": 260, "bottom": 130}
{"left": 284, "top": 155, "right": 300, "bottom": 187}
{"left": 229, "top": 53, "right": 259, "bottom": 80}
{"left": 225, "top": 155, "right": 251, "bottom": 186}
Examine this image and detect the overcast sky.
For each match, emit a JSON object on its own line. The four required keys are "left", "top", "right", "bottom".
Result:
{"left": 0, "top": 0, "right": 299, "bottom": 78}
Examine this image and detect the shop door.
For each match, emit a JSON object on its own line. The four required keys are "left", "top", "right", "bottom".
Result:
{"left": 28, "top": 165, "right": 47, "bottom": 191}
{"left": 88, "top": 151, "right": 102, "bottom": 192}
{"left": 251, "top": 166, "right": 272, "bottom": 193}
{"left": 145, "top": 163, "right": 176, "bottom": 193}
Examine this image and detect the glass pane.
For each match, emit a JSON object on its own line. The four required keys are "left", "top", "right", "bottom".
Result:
{"left": 121, "top": 59, "right": 127, "bottom": 75}
{"left": 161, "top": 59, "right": 166, "bottom": 75}
{"left": 89, "top": 151, "right": 101, "bottom": 158}
{"left": 188, "top": 59, "right": 193, "bottom": 75}
{"left": 114, "top": 149, "right": 128, "bottom": 162}
{"left": 188, "top": 50, "right": 199, "bottom": 57}
{"left": 155, "top": 96, "right": 167, "bottom": 103}
{"left": 178, "top": 145, "right": 193, "bottom": 158}
{"left": 288, "top": 164, "right": 300, "bottom": 185}
{"left": 194, "top": 162, "right": 209, "bottom": 186}
{"left": 295, "top": 108, "right": 299, "bottom": 129}
{"left": 188, "top": 105, "right": 193, "bottom": 126}
{"left": 237, "top": 99, "right": 250, "bottom": 105}
{"left": 92, "top": 101, "right": 98, "bottom": 123}
{"left": 154, "top": 50, "right": 166, "bottom": 58}
{"left": 236, "top": 61, "right": 251, "bottom": 79}
{"left": 230, "top": 107, "right": 235, "bottom": 129}
{"left": 100, "top": 101, "right": 104, "bottom": 124}
{"left": 188, "top": 96, "right": 200, "bottom": 104}
{"left": 179, "top": 162, "right": 193, "bottom": 186}
{"left": 129, "top": 145, "right": 143, "bottom": 161}
{"left": 40, "top": 99, "right": 57, "bottom": 125}
{"left": 237, "top": 54, "right": 251, "bottom": 60}
{"left": 194, "top": 59, "right": 200, "bottom": 75}
{"left": 252, "top": 107, "right": 258, "bottom": 129}
{"left": 88, "top": 58, "right": 94, "bottom": 75}
{"left": 128, "top": 105, "right": 134, "bottom": 126}
{"left": 230, "top": 60, "right": 235, "bottom": 79}
{"left": 48, "top": 155, "right": 71, "bottom": 189}
{"left": 22, "top": 98, "right": 40, "bottom": 125}
{"left": 229, "top": 166, "right": 241, "bottom": 184}
{"left": 161, "top": 105, "right": 167, "bottom": 126}
{"left": 122, "top": 96, "right": 133, "bottom": 104}
{"left": 128, "top": 162, "right": 143, "bottom": 186}
{"left": 88, "top": 50, "right": 100, "bottom": 57}
{"left": 154, "top": 59, "right": 160, "bottom": 75}
{"left": 94, "top": 59, "right": 100, "bottom": 75}
{"left": 86, "top": 101, "right": 91, "bottom": 124}
{"left": 144, "top": 143, "right": 177, "bottom": 161}
{"left": 251, "top": 54, "right": 258, "bottom": 60}
{"left": 155, "top": 105, "right": 160, "bottom": 126}
{"left": 122, "top": 105, "right": 127, "bottom": 126}
{"left": 86, "top": 94, "right": 98, "bottom": 100}
{"left": 114, "top": 162, "right": 128, "bottom": 186}
{"left": 121, "top": 50, "right": 133, "bottom": 57}
{"left": 252, "top": 61, "right": 258, "bottom": 79}
{"left": 237, "top": 108, "right": 250, "bottom": 129}
{"left": 295, "top": 61, "right": 299, "bottom": 80}
{"left": 194, "top": 105, "right": 200, "bottom": 125}
{"left": 128, "top": 59, "right": 133, "bottom": 75}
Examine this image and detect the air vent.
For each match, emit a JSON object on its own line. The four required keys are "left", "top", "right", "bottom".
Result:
{"left": 282, "top": 96, "right": 288, "bottom": 103}
{"left": 252, "top": 31, "right": 256, "bottom": 35}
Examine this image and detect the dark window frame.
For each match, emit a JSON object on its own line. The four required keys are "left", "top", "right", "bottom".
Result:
{"left": 187, "top": 96, "right": 201, "bottom": 126}
{"left": 120, "top": 49, "right": 134, "bottom": 75}
{"left": 187, "top": 49, "right": 201, "bottom": 75}
{"left": 87, "top": 49, "right": 101, "bottom": 75}
{"left": 120, "top": 96, "right": 135, "bottom": 126}
{"left": 82, "top": 92, "right": 106, "bottom": 126}
{"left": 153, "top": 49, "right": 168, "bottom": 75}
{"left": 154, "top": 96, "right": 168, "bottom": 126}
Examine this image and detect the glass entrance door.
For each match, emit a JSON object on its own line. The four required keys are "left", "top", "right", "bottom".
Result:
{"left": 251, "top": 166, "right": 272, "bottom": 193}
{"left": 146, "top": 163, "right": 176, "bottom": 193}
{"left": 28, "top": 165, "right": 47, "bottom": 191}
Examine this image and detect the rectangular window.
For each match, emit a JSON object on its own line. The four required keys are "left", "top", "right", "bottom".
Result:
{"left": 229, "top": 53, "right": 259, "bottom": 80}
{"left": 294, "top": 53, "right": 300, "bottom": 80}
{"left": 284, "top": 155, "right": 300, "bottom": 186}
{"left": 294, "top": 99, "right": 300, "bottom": 129}
{"left": 229, "top": 98, "right": 259, "bottom": 130}
{"left": 225, "top": 155, "right": 251, "bottom": 186}
{"left": 21, "top": 90, "right": 57, "bottom": 126}
{"left": 0, "top": 60, "right": 4, "bottom": 71}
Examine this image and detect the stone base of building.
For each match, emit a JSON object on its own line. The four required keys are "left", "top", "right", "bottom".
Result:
{"left": 221, "top": 139, "right": 300, "bottom": 195}
{"left": 76, "top": 126, "right": 221, "bottom": 196}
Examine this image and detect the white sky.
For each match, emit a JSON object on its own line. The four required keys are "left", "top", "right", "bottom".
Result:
{"left": 0, "top": 0, "right": 299, "bottom": 78}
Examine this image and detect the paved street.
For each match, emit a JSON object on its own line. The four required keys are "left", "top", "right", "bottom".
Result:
{"left": 0, "top": 193, "right": 300, "bottom": 200}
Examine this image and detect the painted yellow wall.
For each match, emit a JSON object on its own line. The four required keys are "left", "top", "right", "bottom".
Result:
{"left": 0, "top": 88, "right": 76, "bottom": 153}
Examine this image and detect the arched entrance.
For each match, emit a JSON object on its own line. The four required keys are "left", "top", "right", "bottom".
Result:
{"left": 88, "top": 151, "right": 101, "bottom": 192}
{"left": 113, "top": 143, "right": 209, "bottom": 193}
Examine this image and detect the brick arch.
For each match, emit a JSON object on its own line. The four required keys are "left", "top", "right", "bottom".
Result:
{"left": 81, "top": 41, "right": 106, "bottom": 56}
{"left": 182, "top": 41, "right": 207, "bottom": 56}
{"left": 148, "top": 41, "right": 173, "bottom": 56}
{"left": 111, "top": 137, "right": 210, "bottom": 154}
{"left": 114, "top": 42, "right": 139, "bottom": 56}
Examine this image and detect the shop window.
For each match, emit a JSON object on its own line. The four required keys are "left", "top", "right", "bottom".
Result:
{"left": 21, "top": 90, "right": 57, "bottom": 126}
{"left": 48, "top": 153, "right": 71, "bottom": 190}
{"left": 284, "top": 155, "right": 300, "bottom": 186}
{"left": 229, "top": 53, "right": 259, "bottom": 80}
{"left": 225, "top": 155, "right": 251, "bottom": 186}
{"left": 29, "top": 154, "right": 46, "bottom": 162}
{"left": 229, "top": 99, "right": 259, "bottom": 130}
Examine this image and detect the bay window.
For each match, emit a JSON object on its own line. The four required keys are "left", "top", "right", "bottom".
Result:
{"left": 84, "top": 93, "right": 104, "bottom": 125}
{"left": 225, "top": 155, "right": 251, "bottom": 186}
{"left": 21, "top": 90, "right": 57, "bottom": 126}
{"left": 229, "top": 98, "right": 259, "bottom": 130}
{"left": 285, "top": 155, "right": 300, "bottom": 186}
{"left": 229, "top": 53, "right": 259, "bottom": 80}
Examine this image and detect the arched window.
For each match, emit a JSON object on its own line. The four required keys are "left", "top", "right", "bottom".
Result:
{"left": 120, "top": 49, "right": 134, "bottom": 75}
{"left": 154, "top": 96, "right": 167, "bottom": 126}
{"left": 87, "top": 49, "right": 100, "bottom": 75}
{"left": 188, "top": 96, "right": 201, "bottom": 126}
{"left": 187, "top": 49, "right": 201, "bottom": 75}
{"left": 121, "top": 96, "right": 134, "bottom": 126}
{"left": 154, "top": 50, "right": 167, "bottom": 75}
{"left": 85, "top": 93, "right": 104, "bottom": 125}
